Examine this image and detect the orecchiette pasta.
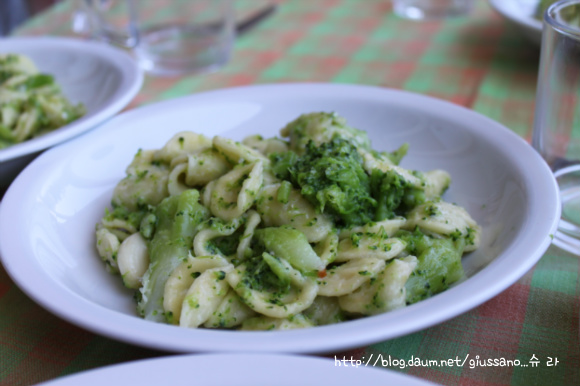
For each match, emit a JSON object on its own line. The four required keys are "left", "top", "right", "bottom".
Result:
{"left": 303, "top": 296, "right": 344, "bottom": 326}
{"left": 167, "top": 163, "right": 189, "bottom": 197}
{"left": 317, "top": 257, "right": 385, "bottom": 296}
{"left": 95, "top": 227, "right": 120, "bottom": 273}
{"left": 117, "top": 233, "right": 150, "bottom": 289}
{"left": 404, "top": 200, "right": 481, "bottom": 252}
{"left": 236, "top": 210, "right": 261, "bottom": 261}
{"left": 314, "top": 232, "right": 339, "bottom": 265}
{"left": 184, "top": 149, "right": 230, "bottom": 186}
{"left": 334, "top": 236, "right": 407, "bottom": 262}
{"left": 167, "top": 149, "right": 231, "bottom": 189}
{"left": 213, "top": 136, "right": 269, "bottom": 165}
{"left": 256, "top": 183, "right": 333, "bottom": 243}
{"left": 338, "top": 256, "right": 418, "bottom": 315}
{"left": 180, "top": 266, "right": 234, "bottom": 328}
{"left": 192, "top": 217, "right": 246, "bottom": 257}
{"left": 153, "top": 132, "right": 212, "bottom": 164}
{"left": 208, "top": 161, "right": 263, "bottom": 221}
{"left": 95, "top": 111, "right": 481, "bottom": 331}
{"left": 112, "top": 149, "right": 170, "bottom": 211}
{"left": 226, "top": 263, "right": 318, "bottom": 319}
{"left": 242, "top": 134, "right": 289, "bottom": 156}
{"left": 203, "top": 289, "right": 257, "bottom": 328}
{"left": 163, "top": 255, "right": 230, "bottom": 324}
{"left": 339, "top": 218, "right": 407, "bottom": 239}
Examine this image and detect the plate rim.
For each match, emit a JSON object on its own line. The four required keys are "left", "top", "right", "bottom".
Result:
{"left": 36, "top": 353, "right": 438, "bottom": 386}
{"left": 0, "top": 83, "right": 561, "bottom": 354}
{"left": 0, "top": 36, "right": 143, "bottom": 163}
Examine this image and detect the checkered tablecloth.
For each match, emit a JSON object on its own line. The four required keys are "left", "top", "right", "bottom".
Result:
{"left": 1, "top": 1, "right": 579, "bottom": 385}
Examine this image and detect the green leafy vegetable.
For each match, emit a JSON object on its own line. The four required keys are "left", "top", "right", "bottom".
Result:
{"left": 137, "top": 189, "right": 209, "bottom": 321}
{"left": 254, "top": 226, "right": 323, "bottom": 273}
{"left": 271, "top": 136, "right": 424, "bottom": 227}
{"left": 272, "top": 137, "right": 376, "bottom": 226}
{"left": 0, "top": 54, "right": 85, "bottom": 149}
{"left": 242, "top": 253, "right": 290, "bottom": 295}
{"left": 22, "top": 74, "right": 54, "bottom": 90}
{"left": 396, "top": 229, "right": 465, "bottom": 304}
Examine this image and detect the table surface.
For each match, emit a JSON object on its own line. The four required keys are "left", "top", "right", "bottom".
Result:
{"left": 1, "top": 0, "right": 579, "bottom": 385}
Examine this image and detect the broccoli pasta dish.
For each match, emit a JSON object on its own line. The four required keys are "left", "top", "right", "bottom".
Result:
{"left": 95, "top": 112, "right": 480, "bottom": 331}
{"left": 0, "top": 54, "right": 85, "bottom": 149}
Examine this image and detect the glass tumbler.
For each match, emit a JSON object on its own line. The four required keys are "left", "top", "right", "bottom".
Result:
{"left": 533, "top": 0, "right": 580, "bottom": 253}
{"left": 82, "top": 0, "right": 235, "bottom": 77}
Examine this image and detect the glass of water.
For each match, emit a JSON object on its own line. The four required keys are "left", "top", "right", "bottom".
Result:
{"left": 81, "top": 0, "right": 235, "bottom": 77}
{"left": 392, "top": 0, "right": 474, "bottom": 20}
{"left": 533, "top": 0, "right": 580, "bottom": 253}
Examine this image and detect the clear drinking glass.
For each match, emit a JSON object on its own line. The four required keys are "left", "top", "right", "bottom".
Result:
{"left": 82, "top": 0, "right": 235, "bottom": 77}
{"left": 533, "top": 0, "right": 580, "bottom": 253}
{"left": 392, "top": 0, "right": 474, "bottom": 20}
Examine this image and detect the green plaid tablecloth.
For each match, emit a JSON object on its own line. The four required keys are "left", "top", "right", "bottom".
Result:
{"left": 1, "top": 0, "right": 579, "bottom": 385}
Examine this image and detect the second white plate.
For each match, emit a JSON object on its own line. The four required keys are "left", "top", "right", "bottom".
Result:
{"left": 488, "top": 0, "right": 543, "bottom": 44}
{"left": 0, "top": 36, "right": 143, "bottom": 185}
{"left": 37, "top": 354, "right": 438, "bottom": 386}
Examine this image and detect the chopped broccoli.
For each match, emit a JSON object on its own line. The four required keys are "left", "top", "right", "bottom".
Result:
{"left": 370, "top": 169, "right": 405, "bottom": 221}
{"left": 396, "top": 229, "right": 465, "bottom": 304}
{"left": 369, "top": 169, "right": 425, "bottom": 221}
{"left": 271, "top": 122, "right": 423, "bottom": 227}
{"left": 242, "top": 253, "right": 290, "bottom": 295}
{"left": 272, "top": 137, "right": 376, "bottom": 227}
{"left": 269, "top": 151, "right": 298, "bottom": 180}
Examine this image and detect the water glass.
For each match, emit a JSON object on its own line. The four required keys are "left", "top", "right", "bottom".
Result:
{"left": 392, "top": 0, "right": 474, "bottom": 20}
{"left": 533, "top": 0, "right": 580, "bottom": 253}
{"left": 81, "top": 0, "right": 235, "bottom": 77}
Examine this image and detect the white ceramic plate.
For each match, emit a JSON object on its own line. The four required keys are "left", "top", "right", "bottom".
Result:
{"left": 36, "top": 354, "right": 438, "bottom": 386}
{"left": 0, "top": 84, "right": 560, "bottom": 354}
{"left": 0, "top": 36, "right": 143, "bottom": 186}
{"left": 488, "top": 0, "right": 543, "bottom": 44}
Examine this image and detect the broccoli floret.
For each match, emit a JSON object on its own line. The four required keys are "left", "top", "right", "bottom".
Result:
{"left": 273, "top": 137, "right": 376, "bottom": 227}
{"left": 369, "top": 169, "right": 425, "bottom": 221}
{"left": 242, "top": 253, "right": 290, "bottom": 294}
{"left": 271, "top": 113, "right": 425, "bottom": 227}
{"left": 269, "top": 151, "right": 298, "bottom": 180}
{"left": 396, "top": 229, "right": 465, "bottom": 304}
{"left": 270, "top": 137, "right": 423, "bottom": 227}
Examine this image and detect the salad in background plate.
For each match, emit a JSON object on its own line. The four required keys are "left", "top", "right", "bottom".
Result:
{"left": 0, "top": 36, "right": 142, "bottom": 188}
